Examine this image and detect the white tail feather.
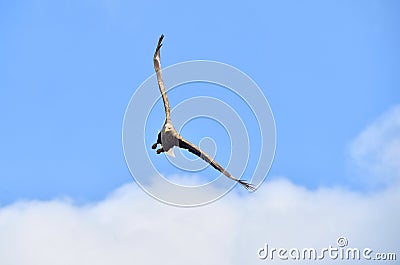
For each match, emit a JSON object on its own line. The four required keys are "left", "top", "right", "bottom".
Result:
{"left": 165, "top": 148, "right": 175, "bottom": 157}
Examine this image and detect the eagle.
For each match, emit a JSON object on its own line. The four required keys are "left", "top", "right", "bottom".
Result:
{"left": 151, "top": 35, "right": 255, "bottom": 192}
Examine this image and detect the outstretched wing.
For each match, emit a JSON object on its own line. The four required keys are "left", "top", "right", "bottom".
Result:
{"left": 178, "top": 136, "right": 256, "bottom": 191}
{"left": 153, "top": 34, "right": 171, "bottom": 120}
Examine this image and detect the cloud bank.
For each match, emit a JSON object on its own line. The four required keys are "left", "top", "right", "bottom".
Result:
{"left": 1, "top": 105, "right": 399, "bottom": 265}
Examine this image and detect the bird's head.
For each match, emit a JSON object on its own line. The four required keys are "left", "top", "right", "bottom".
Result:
{"left": 164, "top": 123, "right": 174, "bottom": 133}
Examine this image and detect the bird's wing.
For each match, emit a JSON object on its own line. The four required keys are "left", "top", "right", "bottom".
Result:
{"left": 153, "top": 34, "right": 171, "bottom": 120}
{"left": 178, "top": 136, "right": 256, "bottom": 191}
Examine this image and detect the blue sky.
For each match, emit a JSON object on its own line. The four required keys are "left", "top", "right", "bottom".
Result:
{"left": 1, "top": 1, "right": 400, "bottom": 264}
{"left": 1, "top": 0, "right": 399, "bottom": 204}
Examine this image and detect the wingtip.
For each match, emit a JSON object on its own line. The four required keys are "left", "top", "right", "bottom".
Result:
{"left": 158, "top": 34, "right": 164, "bottom": 47}
{"left": 154, "top": 34, "right": 165, "bottom": 57}
{"left": 238, "top": 180, "right": 257, "bottom": 192}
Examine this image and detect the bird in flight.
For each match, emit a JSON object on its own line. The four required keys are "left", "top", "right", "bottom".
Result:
{"left": 151, "top": 35, "right": 255, "bottom": 192}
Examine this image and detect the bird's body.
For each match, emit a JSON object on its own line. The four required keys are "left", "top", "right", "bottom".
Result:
{"left": 160, "top": 119, "right": 179, "bottom": 157}
{"left": 150, "top": 34, "right": 255, "bottom": 192}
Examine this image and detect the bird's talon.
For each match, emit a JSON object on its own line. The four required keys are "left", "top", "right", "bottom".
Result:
{"left": 156, "top": 148, "right": 164, "bottom": 154}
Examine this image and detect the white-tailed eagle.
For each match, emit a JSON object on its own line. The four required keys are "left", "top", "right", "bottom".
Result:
{"left": 151, "top": 35, "right": 255, "bottom": 191}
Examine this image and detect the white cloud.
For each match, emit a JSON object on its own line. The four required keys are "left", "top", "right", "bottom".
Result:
{"left": 0, "top": 179, "right": 399, "bottom": 265}
{"left": 1, "top": 105, "right": 399, "bottom": 264}
{"left": 350, "top": 105, "right": 400, "bottom": 188}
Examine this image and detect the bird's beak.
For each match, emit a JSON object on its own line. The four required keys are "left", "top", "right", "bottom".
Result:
{"left": 164, "top": 128, "right": 170, "bottom": 133}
